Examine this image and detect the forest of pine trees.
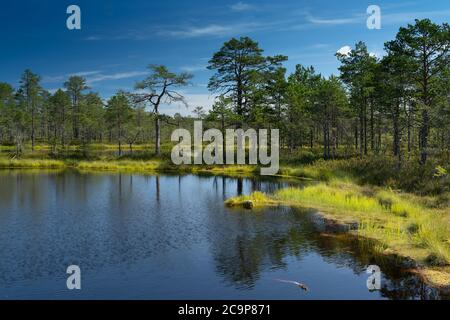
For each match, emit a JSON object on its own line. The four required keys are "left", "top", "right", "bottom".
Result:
{"left": 0, "top": 19, "right": 448, "bottom": 167}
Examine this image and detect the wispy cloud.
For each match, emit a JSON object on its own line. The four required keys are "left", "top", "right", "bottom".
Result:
{"left": 180, "top": 64, "right": 207, "bottom": 73}
{"left": 83, "top": 8, "right": 450, "bottom": 42}
{"left": 230, "top": 2, "right": 254, "bottom": 12}
{"left": 43, "top": 70, "right": 146, "bottom": 85}
{"left": 84, "top": 36, "right": 102, "bottom": 41}
{"left": 86, "top": 71, "right": 147, "bottom": 84}
{"left": 83, "top": 30, "right": 151, "bottom": 41}
{"left": 156, "top": 18, "right": 290, "bottom": 39}
{"left": 307, "top": 14, "right": 364, "bottom": 26}
{"left": 73, "top": 71, "right": 101, "bottom": 77}
{"left": 309, "top": 43, "right": 331, "bottom": 49}
{"left": 382, "top": 9, "right": 450, "bottom": 25}
{"left": 159, "top": 23, "right": 262, "bottom": 38}
{"left": 306, "top": 9, "right": 450, "bottom": 27}
{"left": 43, "top": 70, "right": 101, "bottom": 83}
{"left": 42, "top": 75, "right": 65, "bottom": 83}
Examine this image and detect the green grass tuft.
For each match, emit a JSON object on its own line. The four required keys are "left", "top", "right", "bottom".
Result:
{"left": 226, "top": 182, "right": 450, "bottom": 270}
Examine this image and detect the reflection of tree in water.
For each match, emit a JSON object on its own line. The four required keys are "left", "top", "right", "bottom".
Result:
{"left": 0, "top": 172, "right": 445, "bottom": 299}
{"left": 210, "top": 206, "right": 445, "bottom": 299}
{"left": 155, "top": 175, "right": 160, "bottom": 203}
{"left": 237, "top": 177, "right": 243, "bottom": 195}
{"left": 380, "top": 277, "right": 442, "bottom": 300}
{"left": 210, "top": 207, "right": 313, "bottom": 289}
{"left": 312, "top": 233, "right": 444, "bottom": 299}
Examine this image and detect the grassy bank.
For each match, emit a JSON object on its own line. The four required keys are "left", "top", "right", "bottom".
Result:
{"left": 280, "top": 157, "right": 450, "bottom": 196}
{"left": 225, "top": 182, "right": 450, "bottom": 288}
{"left": 1, "top": 147, "right": 449, "bottom": 288}
{"left": 0, "top": 156, "right": 260, "bottom": 176}
{"left": 77, "top": 160, "right": 259, "bottom": 176}
{"left": 1, "top": 144, "right": 448, "bottom": 194}
{"left": 0, "top": 158, "right": 66, "bottom": 169}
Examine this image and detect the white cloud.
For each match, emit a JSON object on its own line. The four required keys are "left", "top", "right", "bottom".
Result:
{"left": 160, "top": 92, "right": 216, "bottom": 116}
{"left": 44, "top": 70, "right": 147, "bottom": 86}
{"left": 180, "top": 64, "right": 207, "bottom": 73}
{"left": 309, "top": 43, "right": 330, "bottom": 49}
{"left": 82, "top": 8, "right": 450, "bottom": 43}
{"left": 86, "top": 71, "right": 147, "bottom": 84}
{"left": 382, "top": 9, "right": 450, "bottom": 25}
{"left": 230, "top": 2, "right": 254, "bottom": 12}
{"left": 72, "top": 70, "right": 101, "bottom": 77}
{"left": 161, "top": 24, "right": 232, "bottom": 38}
{"left": 42, "top": 75, "right": 65, "bottom": 83}
{"left": 47, "top": 88, "right": 59, "bottom": 94}
{"left": 306, "top": 9, "right": 450, "bottom": 27}
{"left": 337, "top": 46, "right": 352, "bottom": 56}
{"left": 42, "top": 70, "right": 101, "bottom": 83}
{"left": 160, "top": 22, "right": 263, "bottom": 38}
{"left": 84, "top": 36, "right": 102, "bottom": 41}
{"left": 307, "top": 15, "right": 363, "bottom": 26}
{"left": 179, "top": 92, "right": 215, "bottom": 110}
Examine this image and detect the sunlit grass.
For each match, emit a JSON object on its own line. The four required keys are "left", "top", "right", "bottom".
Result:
{"left": 76, "top": 160, "right": 162, "bottom": 171}
{"left": 225, "top": 191, "right": 272, "bottom": 207}
{"left": 1, "top": 145, "right": 449, "bottom": 286}
{"left": 226, "top": 182, "right": 450, "bottom": 277}
{"left": 0, "top": 156, "right": 262, "bottom": 180}
{"left": 0, "top": 158, "right": 66, "bottom": 169}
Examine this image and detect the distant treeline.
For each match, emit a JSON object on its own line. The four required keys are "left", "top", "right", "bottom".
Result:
{"left": 0, "top": 19, "right": 448, "bottom": 164}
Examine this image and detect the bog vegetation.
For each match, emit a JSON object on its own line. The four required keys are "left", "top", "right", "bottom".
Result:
{"left": 0, "top": 18, "right": 448, "bottom": 187}
{"left": 0, "top": 18, "right": 449, "bottom": 285}
{"left": 0, "top": 19, "right": 447, "bottom": 169}
{"left": 1, "top": 20, "right": 448, "bottom": 194}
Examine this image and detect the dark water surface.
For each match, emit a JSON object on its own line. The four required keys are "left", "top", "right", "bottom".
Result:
{"left": 0, "top": 170, "right": 441, "bottom": 299}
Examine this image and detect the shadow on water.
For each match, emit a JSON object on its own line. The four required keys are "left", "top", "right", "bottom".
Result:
{"left": 207, "top": 204, "right": 444, "bottom": 300}
{"left": 0, "top": 170, "right": 445, "bottom": 299}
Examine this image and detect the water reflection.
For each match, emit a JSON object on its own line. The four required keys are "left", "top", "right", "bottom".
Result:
{"left": 0, "top": 170, "right": 443, "bottom": 299}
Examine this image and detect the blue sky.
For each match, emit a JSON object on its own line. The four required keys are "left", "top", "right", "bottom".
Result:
{"left": 1, "top": 0, "right": 449, "bottom": 115}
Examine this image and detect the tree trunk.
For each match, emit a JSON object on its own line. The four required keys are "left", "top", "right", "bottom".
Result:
{"left": 359, "top": 105, "right": 364, "bottom": 158}
{"left": 323, "top": 123, "right": 328, "bottom": 159}
{"left": 155, "top": 176, "right": 160, "bottom": 203}
{"left": 363, "top": 98, "right": 367, "bottom": 155}
{"left": 117, "top": 117, "right": 122, "bottom": 157}
{"left": 419, "top": 49, "right": 429, "bottom": 165}
{"left": 155, "top": 113, "right": 161, "bottom": 156}
{"left": 72, "top": 95, "right": 79, "bottom": 140}
{"left": 393, "top": 103, "right": 401, "bottom": 157}
{"left": 31, "top": 100, "right": 35, "bottom": 151}
{"left": 419, "top": 109, "right": 429, "bottom": 165}
{"left": 406, "top": 104, "right": 412, "bottom": 155}
{"left": 237, "top": 177, "right": 243, "bottom": 195}
{"left": 221, "top": 115, "right": 226, "bottom": 163}
{"left": 331, "top": 127, "right": 337, "bottom": 159}
{"left": 53, "top": 125, "right": 57, "bottom": 153}
{"left": 370, "top": 99, "right": 374, "bottom": 152}
{"left": 236, "top": 78, "right": 243, "bottom": 128}
{"left": 61, "top": 106, "right": 66, "bottom": 147}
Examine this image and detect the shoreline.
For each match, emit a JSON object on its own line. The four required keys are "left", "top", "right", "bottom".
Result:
{"left": 225, "top": 189, "right": 450, "bottom": 292}
{"left": 1, "top": 157, "right": 449, "bottom": 293}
